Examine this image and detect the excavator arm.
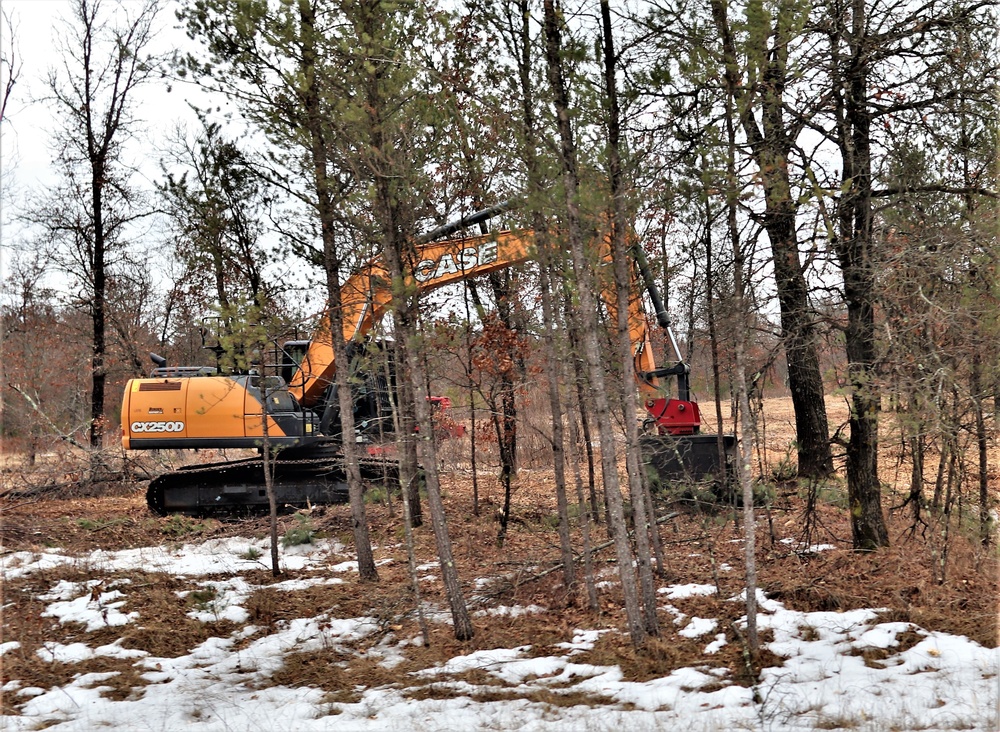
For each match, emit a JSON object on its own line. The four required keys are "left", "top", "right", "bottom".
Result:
{"left": 596, "top": 231, "right": 701, "bottom": 435}
{"left": 288, "top": 225, "right": 697, "bottom": 436}
{"left": 290, "top": 230, "right": 536, "bottom": 408}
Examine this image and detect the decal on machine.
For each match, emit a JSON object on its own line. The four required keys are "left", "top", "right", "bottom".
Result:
{"left": 131, "top": 420, "right": 185, "bottom": 433}
{"left": 414, "top": 241, "right": 499, "bottom": 283}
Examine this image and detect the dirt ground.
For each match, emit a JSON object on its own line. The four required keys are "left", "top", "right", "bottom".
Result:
{"left": 1, "top": 396, "right": 997, "bottom": 700}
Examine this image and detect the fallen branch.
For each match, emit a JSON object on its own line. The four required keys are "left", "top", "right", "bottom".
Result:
{"left": 480, "top": 510, "right": 684, "bottom": 598}
{"left": 8, "top": 384, "right": 90, "bottom": 451}
{"left": 0, "top": 469, "right": 143, "bottom": 501}
{"left": 0, "top": 481, "right": 78, "bottom": 499}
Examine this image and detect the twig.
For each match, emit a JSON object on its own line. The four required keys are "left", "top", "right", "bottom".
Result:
{"left": 8, "top": 384, "right": 90, "bottom": 451}
{"left": 501, "top": 511, "right": 683, "bottom": 591}
{"left": 1, "top": 482, "right": 77, "bottom": 499}
{"left": 0, "top": 497, "right": 43, "bottom": 513}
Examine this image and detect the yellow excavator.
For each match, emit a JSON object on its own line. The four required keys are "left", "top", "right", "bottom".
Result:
{"left": 122, "top": 205, "right": 733, "bottom": 514}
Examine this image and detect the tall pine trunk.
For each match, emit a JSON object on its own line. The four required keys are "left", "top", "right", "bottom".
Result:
{"left": 831, "top": 0, "right": 889, "bottom": 549}
{"left": 543, "top": 0, "right": 645, "bottom": 648}
{"left": 601, "top": 0, "right": 658, "bottom": 636}
{"left": 360, "top": 23, "right": 473, "bottom": 634}
{"left": 709, "top": 0, "right": 833, "bottom": 480}
{"left": 299, "top": 0, "right": 377, "bottom": 580}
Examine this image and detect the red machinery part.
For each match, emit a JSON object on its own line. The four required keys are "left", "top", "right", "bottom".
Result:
{"left": 645, "top": 398, "right": 701, "bottom": 436}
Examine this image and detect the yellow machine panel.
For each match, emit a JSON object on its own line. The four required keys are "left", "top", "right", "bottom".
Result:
{"left": 121, "top": 379, "right": 190, "bottom": 449}
{"left": 182, "top": 377, "right": 249, "bottom": 439}
{"left": 122, "top": 375, "right": 300, "bottom": 450}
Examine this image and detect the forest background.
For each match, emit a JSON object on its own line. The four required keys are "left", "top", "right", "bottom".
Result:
{"left": 0, "top": 0, "right": 997, "bottom": 655}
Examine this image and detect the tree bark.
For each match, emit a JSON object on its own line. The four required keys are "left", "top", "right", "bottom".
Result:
{"left": 511, "top": 0, "right": 574, "bottom": 586}
{"left": 298, "top": 0, "right": 377, "bottom": 580}
{"left": 708, "top": 0, "right": 833, "bottom": 479}
{"left": 543, "top": 0, "right": 645, "bottom": 648}
{"left": 564, "top": 360, "right": 599, "bottom": 610}
{"left": 384, "top": 230, "right": 475, "bottom": 640}
{"left": 360, "top": 6, "right": 473, "bottom": 635}
{"left": 712, "top": 9, "right": 759, "bottom": 657}
{"left": 601, "top": 0, "right": 658, "bottom": 636}
{"left": 830, "top": 0, "right": 889, "bottom": 549}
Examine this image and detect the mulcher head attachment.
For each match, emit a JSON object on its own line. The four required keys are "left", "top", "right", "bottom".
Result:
{"left": 641, "top": 433, "right": 737, "bottom": 507}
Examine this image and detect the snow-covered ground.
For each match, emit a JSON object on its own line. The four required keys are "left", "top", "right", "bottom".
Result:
{"left": 2, "top": 537, "right": 997, "bottom": 731}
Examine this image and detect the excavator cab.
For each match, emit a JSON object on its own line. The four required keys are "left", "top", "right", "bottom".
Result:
{"left": 280, "top": 339, "right": 311, "bottom": 385}
{"left": 282, "top": 337, "right": 398, "bottom": 441}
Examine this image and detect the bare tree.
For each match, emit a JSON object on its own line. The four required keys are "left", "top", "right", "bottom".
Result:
{"left": 349, "top": 0, "right": 474, "bottom": 639}
{"left": 707, "top": 0, "right": 834, "bottom": 480}
{"left": 600, "top": 0, "right": 659, "bottom": 636}
{"left": 0, "top": 7, "right": 19, "bottom": 124}
{"left": 178, "top": 0, "right": 382, "bottom": 580}
{"left": 37, "top": 0, "right": 161, "bottom": 454}
{"left": 711, "top": 13, "right": 760, "bottom": 659}
{"left": 542, "top": 0, "right": 646, "bottom": 648}
{"left": 0, "top": 7, "right": 23, "bottom": 441}
{"left": 816, "top": 0, "right": 995, "bottom": 549}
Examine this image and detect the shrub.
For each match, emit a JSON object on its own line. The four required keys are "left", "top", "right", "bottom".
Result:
{"left": 281, "top": 513, "right": 314, "bottom": 547}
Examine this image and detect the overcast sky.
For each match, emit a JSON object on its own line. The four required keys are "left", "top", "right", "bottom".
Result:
{"left": 1, "top": 0, "right": 208, "bottom": 184}
{"left": 0, "top": 0, "right": 244, "bottom": 291}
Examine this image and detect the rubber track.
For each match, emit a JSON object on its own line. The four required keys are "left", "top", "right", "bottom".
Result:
{"left": 146, "top": 454, "right": 400, "bottom": 516}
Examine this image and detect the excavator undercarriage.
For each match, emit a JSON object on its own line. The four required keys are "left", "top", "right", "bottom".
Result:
{"left": 145, "top": 448, "right": 398, "bottom": 517}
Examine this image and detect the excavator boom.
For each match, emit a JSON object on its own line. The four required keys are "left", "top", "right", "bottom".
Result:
{"left": 291, "top": 230, "right": 536, "bottom": 408}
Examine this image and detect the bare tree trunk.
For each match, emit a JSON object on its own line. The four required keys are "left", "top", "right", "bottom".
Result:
{"left": 716, "top": 28, "right": 759, "bottom": 659}
{"left": 543, "top": 0, "right": 644, "bottom": 648}
{"left": 351, "top": 0, "right": 471, "bottom": 638}
{"left": 702, "top": 162, "right": 729, "bottom": 475}
{"left": 399, "top": 447, "right": 430, "bottom": 645}
{"left": 332, "top": 333, "right": 379, "bottom": 582}
{"left": 600, "top": 0, "right": 657, "bottom": 636}
{"left": 908, "top": 431, "right": 925, "bottom": 525}
{"left": 463, "top": 282, "right": 480, "bottom": 517}
{"left": 829, "top": 0, "right": 889, "bottom": 550}
{"left": 539, "top": 238, "right": 577, "bottom": 588}
{"left": 512, "top": 0, "right": 574, "bottom": 587}
{"left": 565, "top": 365, "right": 599, "bottom": 611}
{"left": 466, "top": 279, "right": 516, "bottom": 544}
{"left": 932, "top": 433, "right": 949, "bottom": 511}
{"left": 971, "top": 354, "right": 991, "bottom": 546}
{"left": 731, "top": 262, "right": 759, "bottom": 661}
{"left": 260, "top": 395, "right": 281, "bottom": 577}
{"left": 298, "top": 0, "right": 377, "bottom": 581}
{"left": 572, "top": 333, "right": 600, "bottom": 523}
{"left": 395, "top": 338, "right": 423, "bottom": 528}
{"left": 707, "top": 0, "right": 833, "bottom": 480}
{"left": 562, "top": 296, "right": 602, "bottom": 525}
{"left": 400, "top": 316, "right": 475, "bottom": 641}
{"left": 382, "top": 231, "right": 473, "bottom": 639}
{"left": 47, "top": 0, "right": 159, "bottom": 458}
{"left": 484, "top": 271, "right": 521, "bottom": 546}
{"left": 372, "top": 184, "right": 472, "bottom": 643}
